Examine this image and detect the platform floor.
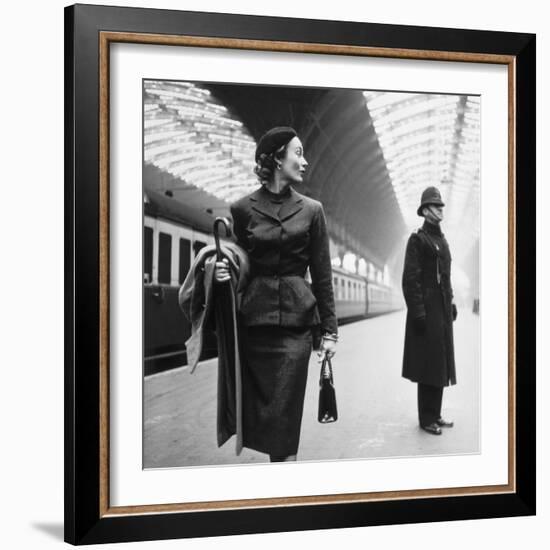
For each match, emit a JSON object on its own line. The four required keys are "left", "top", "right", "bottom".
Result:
{"left": 144, "top": 309, "right": 480, "bottom": 468}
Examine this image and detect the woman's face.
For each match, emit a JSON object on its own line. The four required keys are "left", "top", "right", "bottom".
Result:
{"left": 279, "top": 136, "right": 308, "bottom": 183}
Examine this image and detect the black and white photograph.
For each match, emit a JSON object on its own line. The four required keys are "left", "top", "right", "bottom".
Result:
{"left": 56, "top": 1, "right": 537, "bottom": 546}
{"left": 142, "top": 80, "right": 481, "bottom": 468}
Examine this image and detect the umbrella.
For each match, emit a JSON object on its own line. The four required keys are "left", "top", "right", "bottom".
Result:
{"left": 212, "top": 217, "right": 243, "bottom": 454}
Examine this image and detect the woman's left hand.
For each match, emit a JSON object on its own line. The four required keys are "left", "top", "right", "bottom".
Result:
{"left": 318, "top": 338, "right": 337, "bottom": 360}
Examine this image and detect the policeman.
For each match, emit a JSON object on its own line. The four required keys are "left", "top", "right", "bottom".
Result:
{"left": 401, "top": 187, "right": 457, "bottom": 435}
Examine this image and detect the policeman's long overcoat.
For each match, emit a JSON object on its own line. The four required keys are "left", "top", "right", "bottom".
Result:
{"left": 402, "top": 223, "right": 456, "bottom": 387}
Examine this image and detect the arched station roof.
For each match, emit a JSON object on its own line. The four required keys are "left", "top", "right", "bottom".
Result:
{"left": 205, "top": 83, "right": 405, "bottom": 265}
{"left": 144, "top": 80, "right": 403, "bottom": 266}
{"left": 364, "top": 91, "right": 480, "bottom": 264}
{"left": 144, "top": 81, "right": 257, "bottom": 205}
{"left": 144, "top": 81, "right": 480, "bottom": 268}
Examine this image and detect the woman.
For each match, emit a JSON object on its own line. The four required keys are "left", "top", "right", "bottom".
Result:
{"left": 215, "top": 126, "right": 338, "bottom": 462}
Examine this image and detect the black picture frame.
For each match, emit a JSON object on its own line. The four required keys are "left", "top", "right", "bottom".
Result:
{"left": 65, "top": 3, "right": 536, "bottom": 545}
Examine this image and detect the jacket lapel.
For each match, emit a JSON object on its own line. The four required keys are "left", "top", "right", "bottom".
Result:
{"left": 249, "top": 186, "right": 304, "bottom": 222}
{"left": 249, "top": 188, "right": 280, "bottom": 222}
{"left": 279, "top": 188, "right": 303, "bottom": 221}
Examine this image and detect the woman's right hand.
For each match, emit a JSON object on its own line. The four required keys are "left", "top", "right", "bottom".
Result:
{"left": 214, "top": 258, "right": 230, "bottom": 283}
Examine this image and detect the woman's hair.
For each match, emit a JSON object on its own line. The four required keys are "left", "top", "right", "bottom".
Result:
{"left": 254, "top": 143, "right": 288, "bottom": 185}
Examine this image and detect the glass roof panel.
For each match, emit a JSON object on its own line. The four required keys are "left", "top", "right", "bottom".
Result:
{"left": 144, "top": 81, "right": 258, "bottom": 203}
{"left": 364, "top": 91, "right": 480, "bottom": 261}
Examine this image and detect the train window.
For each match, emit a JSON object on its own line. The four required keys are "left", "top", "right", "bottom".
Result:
{"left": 144, "top": 226, "right": 153, "bottom": 284}
{"left": 193, "top": 240, "right": 206, "bottom": 257}
{"left": 158, "top": 232, "right": 172, "bottom": 284}
{"left": 179, "top": 238, "right": 191, "bottom": 284}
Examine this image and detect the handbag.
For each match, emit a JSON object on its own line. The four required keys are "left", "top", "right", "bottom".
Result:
{"left": 318, "top": 353, "right": 338, "bottom": 423}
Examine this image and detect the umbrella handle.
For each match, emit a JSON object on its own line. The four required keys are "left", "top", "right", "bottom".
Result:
{"left": 213, "top": 217, "right": 232, "bottom": 261}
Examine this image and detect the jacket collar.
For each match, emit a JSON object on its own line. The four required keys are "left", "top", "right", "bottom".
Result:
{"left": 249, "top": 185, "right": 304, "bottom": 222}
{"left": 422, "top": 220, "right": 443, "bottom": 236}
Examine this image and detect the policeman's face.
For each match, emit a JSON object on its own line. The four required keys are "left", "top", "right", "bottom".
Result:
{"left": 280, "top": 136, "right": 308, "bottom": 183}
{"left": 423, "top": 204, "right": 444, "bottom": 224}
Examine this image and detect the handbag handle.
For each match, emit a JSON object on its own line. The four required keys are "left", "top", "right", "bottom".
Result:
{"left": 318, "top": 352, "right": 337, "bottom": 423}
{"left": 320, "top": 353, "right": 333, "bottom": 381}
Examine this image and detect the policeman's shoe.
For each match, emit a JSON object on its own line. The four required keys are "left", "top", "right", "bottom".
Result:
{"left": 420, "top": 423, "right": 442, "bottom": 435}
{"left": 436, "top": 417, "right": 454, "bottom": 428}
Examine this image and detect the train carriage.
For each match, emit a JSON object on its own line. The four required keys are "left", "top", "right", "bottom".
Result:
{"left": 144, "top": 190, "right": 219, "bottom": 374}
{"left": 143, "top": 189, "right": 401, "bottom": 374}
{"left": 331, "top": 266, "right": 368, "bottom": 320}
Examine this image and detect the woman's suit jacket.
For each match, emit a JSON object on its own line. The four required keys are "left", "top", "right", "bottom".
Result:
{"left": 230, "top": 185, "right": 337, "bottom": 336}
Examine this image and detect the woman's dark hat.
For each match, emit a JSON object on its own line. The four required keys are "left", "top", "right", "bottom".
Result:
{"left": 255, "top": 126, "right": 297, "bottom": 162}
{"left": 417, "top": 186, "right": 445, "bottom": 216}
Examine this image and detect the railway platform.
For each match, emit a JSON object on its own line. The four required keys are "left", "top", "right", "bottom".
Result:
{"left": 144, "top": 309, "right": 480, "bottom": 468}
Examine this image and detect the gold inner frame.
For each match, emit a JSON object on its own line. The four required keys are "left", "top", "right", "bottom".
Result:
{"left": 98, "top": 31, "right": 516, "bottom": 517}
